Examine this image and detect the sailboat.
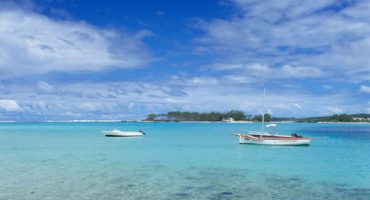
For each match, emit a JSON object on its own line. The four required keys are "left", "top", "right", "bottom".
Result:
{"left": 235, "top": 124, "right": 311, "bottom": 145}
{"left": 234, "top": 88, "right": 311, "bottom": 146}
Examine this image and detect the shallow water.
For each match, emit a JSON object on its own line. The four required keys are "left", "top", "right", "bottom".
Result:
{"left": 0, "top": 122, "right": 369, "bottom": 199}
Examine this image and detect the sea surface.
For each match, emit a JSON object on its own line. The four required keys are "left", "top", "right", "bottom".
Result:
{"left": 0, "top": 122, "right": 369, "bottom": 200}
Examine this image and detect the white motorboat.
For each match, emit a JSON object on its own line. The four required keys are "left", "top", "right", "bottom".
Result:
{"left": 102, "top": 129, "right": 145, "bottom": 137}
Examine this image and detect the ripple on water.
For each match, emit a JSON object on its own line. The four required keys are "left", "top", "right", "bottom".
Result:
{"left": 2, "top": 165, "right": 369, "bottom": 200}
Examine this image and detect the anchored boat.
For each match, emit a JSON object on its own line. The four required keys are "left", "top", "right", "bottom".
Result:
{"left": 235, "top": 124, "right": 311, "bottom": 146}
{"left": 234, "top": 87, "right": 311, "bottom": 146}
{"left": 102, "top": 129, "right": 145, "bottom": 137}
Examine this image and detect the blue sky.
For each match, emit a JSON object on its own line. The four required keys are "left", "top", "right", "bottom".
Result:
{"left": 1, "top": 0, "right": 370, "bottom": 121}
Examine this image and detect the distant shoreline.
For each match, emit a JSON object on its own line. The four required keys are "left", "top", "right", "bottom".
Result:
{"left": 142, "top": 119, "right": 253, "bottom": 122}
{"left": 317, "top": 121, "right": 370, "bottom": 124}
{"left": 0, "top": 120, "right": 369, "bottom": 124}
{"left": 145, "top": 112, "right": 370, "bottom": 124}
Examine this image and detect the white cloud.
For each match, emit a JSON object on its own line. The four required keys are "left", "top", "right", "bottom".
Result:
{"left": 0, "top": 8, "right": 151, "bottom": 76}
{"left": 0, "top": 77, "right": 367, "bottom": 120}
{"left": 37, "top": 81, "right": 55, "bottom": 93}
{"left": 327, "top": 106, "right": 343, "bottom": 115}
{"left": 209, "top": 63, "right": 325, "bottom": 79}
{"left": 1, "top": 1, "right": 370, "bottom": 120}
{"left": 280, "top": 65, "right": 325, "bottom": 78}
{"left": 360, "top": 85, "right": 370, "bottom": 93}
{"left": 233, "top": 0, "right": 337, "bottom": 21}
{"left": 247, "top": 63, "right": 269, "bottom": 73}
{"left": 223, "top": 75, "right": 254, "bottom": 83}
{"left": 195, "top": 0, "right": 370, "bottom": 81}
{"left": 78, "top": 103, "right": 97, "bottom": 111}
{"left": 0, "top": 99, "right": 22, "bottom": 111}
{"left": 292, "top": 103, "right": 302, "bottom": 110}
{"left": 128, "top": 102, "right": 135, "bottom": 109}
{"left": 190, "top": 77, "right": 219, "bottom": 86}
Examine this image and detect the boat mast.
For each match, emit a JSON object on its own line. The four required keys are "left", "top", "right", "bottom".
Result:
{"left": 260, "top": 86, "right": 265, "bottom": 133}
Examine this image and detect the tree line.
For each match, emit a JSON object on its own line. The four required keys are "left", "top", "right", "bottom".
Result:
{"left": 145, "top": 111, "right": 272, "bottom": 122}
{"left": 294, "top": 114, "right": 369, "bottom": 123}
{"left": 145, "top": 112, "right": 370, "bottom": 122}
{"left": 273, "top": 114, "right": 370, "bottom": 123}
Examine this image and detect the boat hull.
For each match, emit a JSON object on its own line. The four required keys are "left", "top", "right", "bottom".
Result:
{"left": 102, "top": 131, "right": 144, "bottom": 137}
{"left": 238, "top": 134, "right": 311, "bottom": 146}
{"left": 104, "top": 134, "right": 143, "bottom": 137}
{"left": 240, "top": 138, "right": 310, "bottom": 146}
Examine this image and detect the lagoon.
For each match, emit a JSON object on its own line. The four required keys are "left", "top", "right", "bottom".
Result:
{"left": 0, "top": 122, "right": 369, "bottom": 199}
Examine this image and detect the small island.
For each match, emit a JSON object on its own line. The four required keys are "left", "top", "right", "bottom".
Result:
{"left": 144, "top": 110, "right": 271, "bottom": 122}
{"left": 292, "top": 114, "right": 370, "bottom": 123}
{"left": 143, "top": 111, "right": 370, "bottom": 123}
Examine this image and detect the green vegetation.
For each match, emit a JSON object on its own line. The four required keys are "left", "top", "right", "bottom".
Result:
{"left": 252, "top": 113, "right": 272, "bottom": 122}
{"left": 145, "top": 110, "right": 251, "bottom": 121}
{"left": 274, "top": 114, "right": 370, "bottom": 123}
{"left": 144, "top": 112, "right": 370, "bottom": 123}
{"left": 295, "top": 114, "right": 354, "bottom": 123}
{"left": 146, "top": 114, "right": 157, "bottom": 121}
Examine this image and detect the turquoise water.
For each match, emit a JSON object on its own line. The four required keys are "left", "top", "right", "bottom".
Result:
{"left": 0, "top": 122, "right": 369, "bottom": 200}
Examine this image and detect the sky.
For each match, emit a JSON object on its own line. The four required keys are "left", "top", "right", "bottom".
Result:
{"left": 1, "top": 0, "right": 370, "bottom": 121}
